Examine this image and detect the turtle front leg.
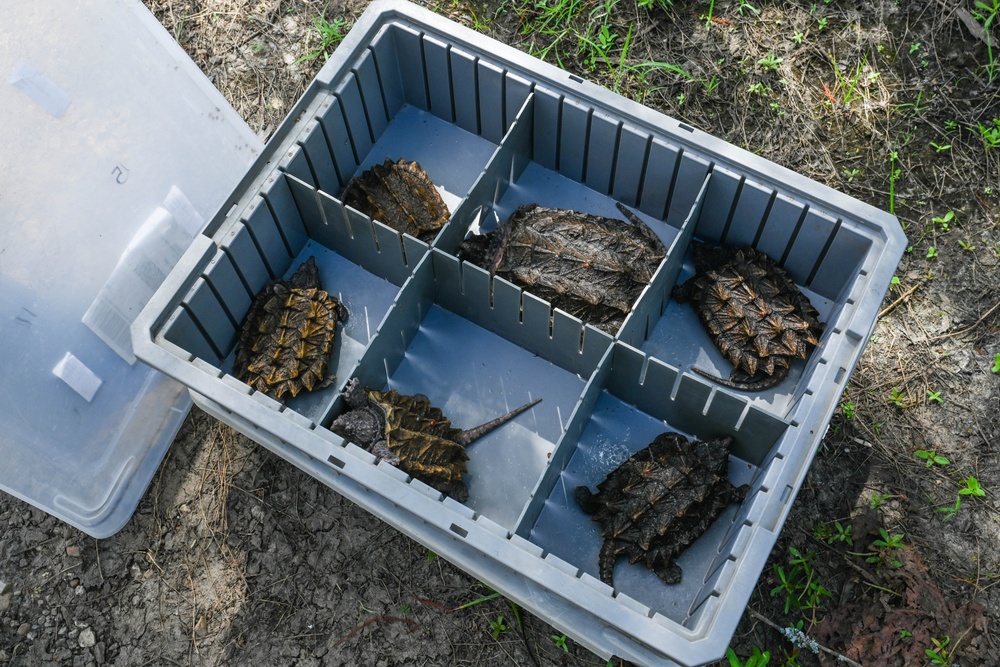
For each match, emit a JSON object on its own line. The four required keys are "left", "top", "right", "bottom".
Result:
{"left": 370, "top": 439, "right": 401, "bottom": 466}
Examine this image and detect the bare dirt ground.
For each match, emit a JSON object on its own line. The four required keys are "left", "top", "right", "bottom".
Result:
{"left": 2, "top": 1, "right": 999, "bottom": 665}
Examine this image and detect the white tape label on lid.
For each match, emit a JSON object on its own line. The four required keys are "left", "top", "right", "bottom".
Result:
{"left": 53, "top": 352, "right": 102, "bottom": 402}
{"left": 10, "top": 60, "right": 72, "bottom": 118}
{"left": 82, "top": 186, "right": 205, "bottom": 364}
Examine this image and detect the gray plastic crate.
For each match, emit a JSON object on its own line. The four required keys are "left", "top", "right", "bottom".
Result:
{"left": 132, "top": 2, "right": 906, "bottom": 665}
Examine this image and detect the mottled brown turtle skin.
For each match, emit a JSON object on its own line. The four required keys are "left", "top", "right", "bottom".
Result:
{"left": 459, "top": 203, "right": 666, "bottom": 334}
{"left": 233, "top": 256, "right": 346, "bottom": 401}
{"left": 342, "top": 157, "right": 450, "bottom": 242}
{"left": 330, "top": 378, "right": 541, "bottom": 502}
{"left": 576, "top": 432, "right": 748, "bottom": 586}
{"left": 672, "top": 242, "right": 823, "bottom": 391}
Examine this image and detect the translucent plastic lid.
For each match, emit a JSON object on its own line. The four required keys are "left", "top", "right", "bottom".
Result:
{"left": 0, "top": 0, "right": 262, "bottom": 537}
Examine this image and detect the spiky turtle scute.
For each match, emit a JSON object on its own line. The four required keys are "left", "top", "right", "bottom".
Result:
{"left": 234, "top": 257, "right": 345, "bottom": 401}
{"left": 342, "top": 158, "right": 450, "bottom": 242}
{"left": 576, "top": 432, "right": 748, "bottom": 586}
{"left": 673, "top": 243, "right": 823, "bottom": 391}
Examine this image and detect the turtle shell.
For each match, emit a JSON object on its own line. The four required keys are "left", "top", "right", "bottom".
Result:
{"left": 576, "top": 432, "right": 747, "bottom": 586}
{"left": 672, "top": 242, "right": 823, "bottom": 391}
{"left": 342, "top": 157, "right": 450, "bottom": 242}
{"left": 459, "top": 203, "right": 666, "bottom": 334}
{"left": 233, "top": 256, "right": 345, "bottom": 400}
{"left": 329, "top": 378, "right": 541, "bottom": 502}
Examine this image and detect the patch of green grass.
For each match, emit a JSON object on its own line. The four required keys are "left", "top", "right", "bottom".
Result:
{"left": 726, "top": 646, "right": 771, "bottom": 667}
{"left": 888, "top": 150, "right": 901, "bottom": 214}
{"left": 297, "top": 11, "right": 350, "bottom": 63}
{"left": 973, "top": 0, "right": 999, "bottom": 80}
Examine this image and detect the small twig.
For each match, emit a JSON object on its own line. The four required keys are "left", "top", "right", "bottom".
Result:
{"left": 878, "top": 280, "right": 924, "bottom": 319}
{"left": 928, "top": 299, "right": 1000, "bottom": 342}
{"left": 332, "top": 615, "right": 419, "bottom": 648}
{"left": 746, "top": 608, "right": 863, "bottom": 667}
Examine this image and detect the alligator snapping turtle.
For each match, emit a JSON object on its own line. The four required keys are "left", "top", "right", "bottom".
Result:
{"left": 342, "top": 157, "right": 450, "bottom": 242}
{"left": 330, "top": 377, "right": 542, "bottom": 502}
{"left": 576, "top": 432, "right": 747, "bottom": 586}
{"left": 672, "top": 242, "right": 824, "bottom": 391}
{"left": 459, "top": 203, "right": 666, "bottom": 333}
{"left": 233, "top": 256, "right": 346, "bottom": 401}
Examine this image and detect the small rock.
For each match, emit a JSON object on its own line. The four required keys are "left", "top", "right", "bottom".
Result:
{"left": 69, "top": 578, "right": 80, "bottom": 588}
{"left": 193, "top": 615, "right": 208, "bottom": 637}
{"left": 17, "top": 622, "right": 30, "bottom": 636}
{"left": 0, "top": 579, "right": 10, "bottom": 595}
{"left": 65, "top": 545, "right": 81, "bottom": 558}
{"left": 0, "top": 591, "right": 12, "bottom": 613}
{"left": 78, "top": 627, "right": 96, "bottom": 648}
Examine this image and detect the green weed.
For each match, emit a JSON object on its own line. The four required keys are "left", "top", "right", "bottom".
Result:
{"left": 869, "top": 493, "right": 895, "bottom": 510}
{"left": 489, "top": 614, "right": 507, "bottom": 638}
{"left": 814, "top": 520, "right": 854, "bottom": 546}
{"left": 841, "top": 400, "right": 856, "bottom": 419}
{"left": 860, "top": 528, "right": 904, "bottom": 569}
{"left": 297, "top": 11, "right": 350, "bottom": 63}
{"left": 992, "top": 353, "right": 1000, "bottom": 373}
{"left": 930, "top": 142, "right": 952, "bottom": 152}
{"left": 978, "top": 118, "right": 1000, "bottom": 149}
{"left": 932, "top": 210, "right": 954, "bottom": 230}
{"left": 972, "top": 0, "right": 999, "bottom": 80}
{"left": 770, "top": 547, "right": 832, "bottom": 619}
{"left": 935, "top": 496, "right": 962, "bottom": 519}
{"left": 888, "top": 150, "right": 901, "bottom": 214}
{"left": 926, "top": 389, "right": 943, "bottom": 403}
{"left": 959, "top": 476, "right": 986, "bottom": 497}
{"left": 889, "top": 386, "right": 906, "bottom": 407}
{"left": 925, "top": 634, "right": 952, "bottom": 666}
{"left": 726, "top": 646, "right": 771, "bottom": 667}
{"left": 915, "top": 449, "right": 950, "bottom": 467}
{"left": 758, "top": 52, "right": 783, "bottom": 71}
{"left": 926, "top": 246, "right": 938, "bottom": 258}
{"left": 551, "top": 633, "right": 569, "bottom": 652}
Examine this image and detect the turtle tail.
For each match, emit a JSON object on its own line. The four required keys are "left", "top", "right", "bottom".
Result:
{"left": 457, "top": 397, "right": 542, "bottom": 446}
{"left": 691, "top": 364, "right": 790, "bottom": 392}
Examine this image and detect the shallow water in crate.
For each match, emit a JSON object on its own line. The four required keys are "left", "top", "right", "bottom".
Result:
{"left": 528, "top": 391, "right": 757, "bottom": 622}
{"left": 347, "top": 104, "right": 497, "bottom": 215}
{"left": 222, "top": 240, "right": 401, "bottom": 422}
{"left": 386, "top": 305, "right": 586, "bottom": 530}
